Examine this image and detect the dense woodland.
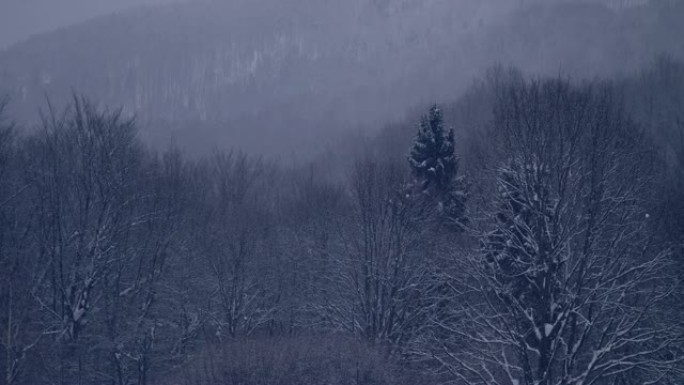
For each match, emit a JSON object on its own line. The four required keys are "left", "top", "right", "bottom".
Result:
{"left": 0, "top": 55, "right": 683, "bottom": 385}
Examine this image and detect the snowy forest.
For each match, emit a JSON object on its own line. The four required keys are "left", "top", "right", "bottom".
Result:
{"left": 1, "top": 1, "right": 684, "bottom": 385}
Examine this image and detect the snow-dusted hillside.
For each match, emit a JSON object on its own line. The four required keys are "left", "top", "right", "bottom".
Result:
{"left": 0, "top": 0, "right": 681, "bottom": 154}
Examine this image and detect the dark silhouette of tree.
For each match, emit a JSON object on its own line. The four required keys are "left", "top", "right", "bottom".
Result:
{"left": 408, "top": 104, "right": 467, "bottom": 229}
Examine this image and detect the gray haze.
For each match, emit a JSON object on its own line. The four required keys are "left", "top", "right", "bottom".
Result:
{"left": 0, "top": 0, "right": 185, "bottom": 49}
{"left": 0, "top": 0, "right": 681, "bottom": 156}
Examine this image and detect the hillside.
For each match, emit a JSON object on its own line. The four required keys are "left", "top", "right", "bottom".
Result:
{"left": 0, "top": 0, "right": 682, "bottom": 155}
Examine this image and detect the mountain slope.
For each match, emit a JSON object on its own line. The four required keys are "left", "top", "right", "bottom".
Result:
{"left": 0, "top": 0, "right": 682, "bottom": 155}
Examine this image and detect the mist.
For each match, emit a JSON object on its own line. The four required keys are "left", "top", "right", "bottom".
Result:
{"left": 0, "top": 0, "right": 187, "bottom": 49}
{"left": 2, "top": 0, "right": 680, "bottom": 157}
{"left": 0, "top": 1, "right": 683, "bottom": 384}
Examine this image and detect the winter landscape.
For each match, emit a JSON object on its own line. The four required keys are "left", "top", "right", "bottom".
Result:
{"left": 0, "top": 0, "right": 683, "bottom": 384}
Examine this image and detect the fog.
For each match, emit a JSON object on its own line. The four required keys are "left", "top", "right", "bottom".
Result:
{"left": 0, "top": 0, "right": 187, "bottom": 49}
{"left": 0, "top": 1, "right": 683, "bottom": 385}
{"left": 1, "top": 0, "right": 680, "bottom": 157}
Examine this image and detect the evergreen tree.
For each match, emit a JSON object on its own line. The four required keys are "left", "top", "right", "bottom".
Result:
{"left": 408, "top": 105, "right": 457, "bottom": 191}
{"left": 407, "top": 104, "right": 466, "bottom": 228}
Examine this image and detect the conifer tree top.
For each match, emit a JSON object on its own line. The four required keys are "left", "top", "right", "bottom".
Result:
{"left": 408, "top": 104, "right": 458, "bottom": 192}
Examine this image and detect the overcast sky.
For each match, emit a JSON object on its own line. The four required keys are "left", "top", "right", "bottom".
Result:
{"left": 0, "top": 0, "right": 186, "bottom": 50}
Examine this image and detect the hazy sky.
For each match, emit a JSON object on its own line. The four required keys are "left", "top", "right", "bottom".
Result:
{"left": 0, "top": 0, "right": 186, "bottom": 50}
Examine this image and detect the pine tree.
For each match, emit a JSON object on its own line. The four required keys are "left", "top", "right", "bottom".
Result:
{"left": 408, "top": 105, "right": 457, "bottom": 192}
{"left": 407, "top": 104, "right": 466, "bottom": 228}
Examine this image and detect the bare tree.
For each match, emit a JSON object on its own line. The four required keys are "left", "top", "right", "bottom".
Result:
{"left": 198, "top": 152, "right": 277, "bottom": 340}
{"left": 320, "top": 157, "right": 436, "bottom": 351}
{"left": 0, "top": 99, "right": 44, "bottom": 385}
{"left": 426, "top": 79, "right": 684, "bottom": 385}
{"left": 102, "top": 148, "right": 194, "bottom": 385}
{"left": 21, "top": 97, "right": 146, "bottom": 384}
{"left": 271, "top": 164, "right": 346, "bottom": 334}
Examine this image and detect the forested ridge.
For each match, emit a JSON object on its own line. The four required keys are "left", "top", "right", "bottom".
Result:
{"left": 1, "top": 0, "right": 682, "bottom": 156}
{"left": 0, "top": 55, "right": 683, "bottom": 384}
